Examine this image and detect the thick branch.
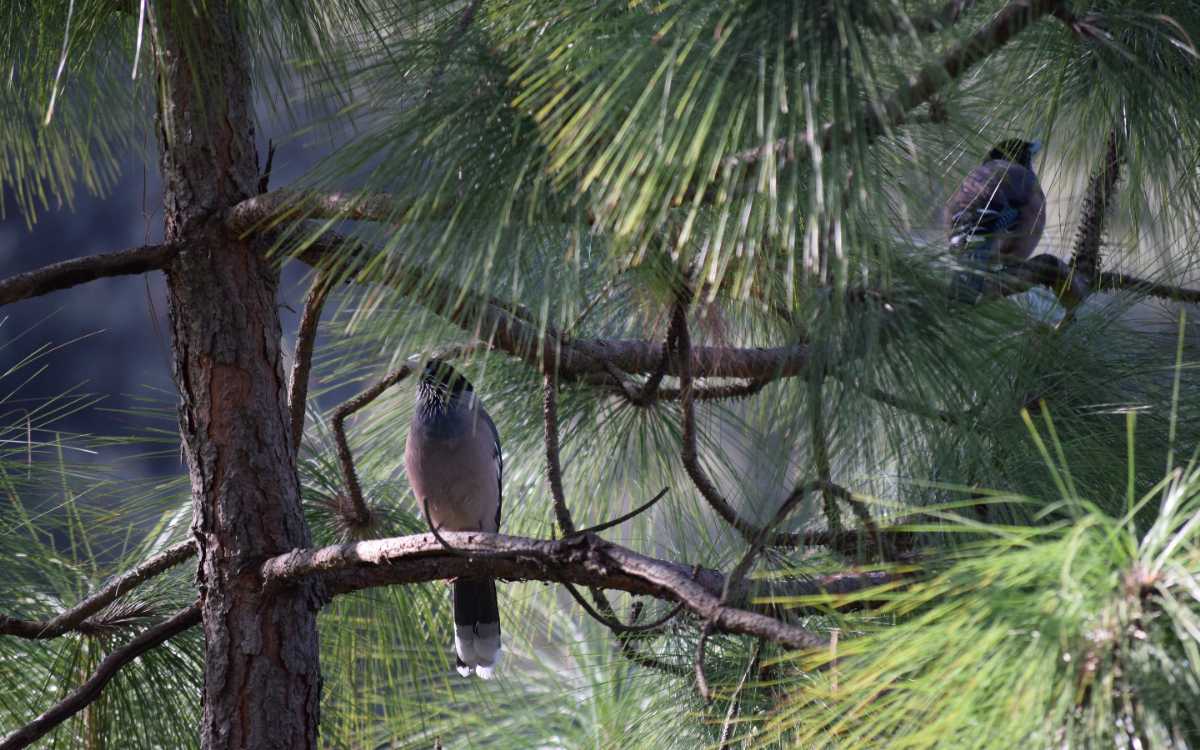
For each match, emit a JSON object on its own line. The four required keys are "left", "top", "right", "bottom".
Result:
{"left": 288, "top": 272, "right": 333, "bottom": 450}
{"left": 728, "top": 0, "right": 1062, "bottom": 168}
{"left": 0, "top": 245, "right": 175, "bottom": 307}
{"left": 280, "top": 229, "right": 810, "bottom": 383}
{"left": 0, "top": 541, "right": 195, "bottom": 639}
{"left": 263, "top": 531, "right": 830, "bottom": 650}
{"left": 0, "top": 603, "right": 201, "bottom": 750}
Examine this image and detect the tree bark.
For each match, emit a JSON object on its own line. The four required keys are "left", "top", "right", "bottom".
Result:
{"left": 154, "top": 3, "right": 320, "bottom": 748}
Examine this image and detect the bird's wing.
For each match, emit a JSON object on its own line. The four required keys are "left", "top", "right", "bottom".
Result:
{"left": 483, "top": 409, "right": 502, "bottom": 528}
{"left": 946, "top": 161, "right": 1038, "bottom": 263}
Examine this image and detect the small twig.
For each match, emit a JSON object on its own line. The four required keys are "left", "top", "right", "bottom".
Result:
{"left": 695, "top": 622, "right": 715, "bottom": 702}
{"left": 0, "top": 603, "right": 201, "bottom": 750}
{"left": 675, "top": 295, "right": 762, "bottom": 541}
{"left": 809, "top": 380, "right": 842, "bottom": 541}
{"left": 0, "top": 541, "right": 195, "bottom": 639}
{"left": 331, "top": 346, "right": 475, "bottom": 530}
{"left": 288, "top": 271, "right": 333, "bottom": 451}
{"left": 561, "top": 581, "right": 684, "bottom": 634}
{"left": 257, "top": 139, "right": 276, "bottom": 195}
{"left": 571, "top": 487, "right": 670, "bottom": 537}
{"left": 718, "top": 639, "right": 764, "bottom": 750}
{"left": 632, "top": 316, "right": 676, "bottom": 406}
{"left": 723, "top": 482, "right": 817, "bottom": 604}
{"left": 543, "top": 374, "right": 577, "bottom": 536}
{"left": 543, "top": 374, "right": 680, "bottom": 642}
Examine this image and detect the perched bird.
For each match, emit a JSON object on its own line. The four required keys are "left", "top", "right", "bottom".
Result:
{"left": 946, "top": 139, "right": 1046, "bottom": 298}
{"left": 405, "top": 360, "right": 503, "bottom": 679}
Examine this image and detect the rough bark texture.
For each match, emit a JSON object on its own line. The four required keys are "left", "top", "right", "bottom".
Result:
{"left": 155, "top": 3, "right": 320, "bottom": 748}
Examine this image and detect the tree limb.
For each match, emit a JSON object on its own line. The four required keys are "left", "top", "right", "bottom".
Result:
{"left": 226, "top": 190, "right": 414, "bottom": 234}
{"left": 0, "top": 603, "right": 201, "bottom": 750}
{"left": 262, "top": 531, "right": 831, "bottom": 650}
{"left": 280, "top": 228, "right": 810, "bottom": 383}
{"left": 0, "top": 245, "right": 176, "bottom": 308}
{"left": 0, "top": 541, "right": 195, "bottom": 639}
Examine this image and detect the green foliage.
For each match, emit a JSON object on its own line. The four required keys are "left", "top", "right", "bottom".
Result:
{"left": 763, "top": 453, "right": 1200, "bottom": 748}
{"left": 6, "top": 0, "right": 1200, "bottom": 747}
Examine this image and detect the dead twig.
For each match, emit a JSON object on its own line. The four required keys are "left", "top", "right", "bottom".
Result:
{"left": 288, "top": 271, "right": 333, "bottom": 451}
{"left": 571, "top": 487, "right": 670, "bottom": 537}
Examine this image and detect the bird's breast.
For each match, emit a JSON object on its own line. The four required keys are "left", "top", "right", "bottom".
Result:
{"left": 405, "top": 419, "right": 499, "bottom": 533}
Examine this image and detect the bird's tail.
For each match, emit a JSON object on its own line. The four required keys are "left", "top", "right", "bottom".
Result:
{"left": 452, "top": 578, "right": 501, "bottom": 679}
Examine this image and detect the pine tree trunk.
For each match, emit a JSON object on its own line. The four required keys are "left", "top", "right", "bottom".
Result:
{"left": 154, "top": 3, "right": 321, "bottom": 748}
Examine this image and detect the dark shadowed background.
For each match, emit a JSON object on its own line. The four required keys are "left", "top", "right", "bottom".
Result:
{"left": 0, "top": 135, "right": 321, "bottom": 482}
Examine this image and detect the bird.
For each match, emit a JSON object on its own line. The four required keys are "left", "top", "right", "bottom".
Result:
{"left": 405, "top": 359, "right": 503, "bottom": 679}
{"left": 945, "top": 138, "right": 1046, "bottom": 299}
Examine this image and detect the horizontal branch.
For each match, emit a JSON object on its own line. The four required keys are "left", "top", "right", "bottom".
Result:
{"left": 275, "top": 229, "right": 811, "bottom": 384}
{"left": 226, "top": 190, "right": 414, "bottom": 235}
{"left": 0, "top": 244, "right": 176, "bottom": 307}
{"left": 0, "top": 541, "right": 195, "bottom": 639}
{"left": 263, "top": 532, "right": 897, "bottom": 650}
{"left": 0, "top": 604, "right": 201, "bottom": 750}
{"left": 1096, "top": 272, "right": 1200, "bottom": 304}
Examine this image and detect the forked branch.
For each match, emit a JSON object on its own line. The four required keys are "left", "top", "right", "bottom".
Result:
{"left": 0, "top": 541, "right": 195, "bottom": 639}
{"left": 262, "top": 531, "right": 831, "bottom": 651}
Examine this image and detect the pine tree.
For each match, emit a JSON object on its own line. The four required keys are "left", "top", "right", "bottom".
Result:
{"left": 3, "top": 1, "right": 1200, "bottom": 747}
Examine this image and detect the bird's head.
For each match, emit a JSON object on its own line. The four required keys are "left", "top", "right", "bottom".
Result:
{"left": 986, "top": 138, "right": 1041, "bottom": 169}
{"left": 417, "top": 359, "right": 473, "bottom": 408}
